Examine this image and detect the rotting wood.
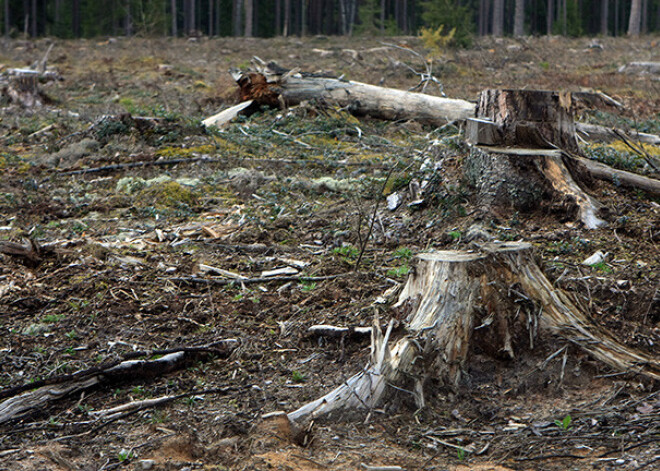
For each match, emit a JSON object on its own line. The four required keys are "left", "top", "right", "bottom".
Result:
{"left": 286, "top": 242, "right": 660, "bottom": 425}
{"left": 0, "top": 341, "right": 237, "bottom": 424}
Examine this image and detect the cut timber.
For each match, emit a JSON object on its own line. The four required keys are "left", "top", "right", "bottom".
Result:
{"left": 287, "top": 243, "right": 660, "bottom": 425}
{"left": 469, "top": 89, "right": 606, "bottom": 229}
{"left": 231, "top": 63, "right": 475, "bottom": 125}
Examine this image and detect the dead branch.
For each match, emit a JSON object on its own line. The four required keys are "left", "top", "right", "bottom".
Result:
{"left": 0, "top": 341, "right": 237, "bottom": 424}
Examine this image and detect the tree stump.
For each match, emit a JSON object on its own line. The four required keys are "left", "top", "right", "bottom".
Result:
{"left": 466, "top": 89, "right": 606, "bottom": 229}
{"left": 287, "top": 242, "right": 659, "bottom": 425}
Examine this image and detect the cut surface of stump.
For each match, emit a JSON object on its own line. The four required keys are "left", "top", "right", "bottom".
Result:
{"left": 287, "top": 242, "right": 659, "bottom": 425}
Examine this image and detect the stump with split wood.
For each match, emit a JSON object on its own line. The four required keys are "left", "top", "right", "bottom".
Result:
{"left": 287, "top": 242, "right": 659, "bottom": 425}
{"left": 465, "top": 89, "right": 607, "bottom": 229}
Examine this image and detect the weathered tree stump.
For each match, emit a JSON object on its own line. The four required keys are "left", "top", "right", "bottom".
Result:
{"left": 287, "top": 242, "right": 659, "bottom": 425}
{"left": 466, "top": 89, "right": 606, "bottom": 229}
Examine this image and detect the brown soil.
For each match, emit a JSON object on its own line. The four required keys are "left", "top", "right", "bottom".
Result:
{"left": 0, "top": 35, "right": 658, "bottom": 471}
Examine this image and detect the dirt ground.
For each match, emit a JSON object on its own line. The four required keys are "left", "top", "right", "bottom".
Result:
{"left": 0, "top": 34, "right": 658, "bottom": 471}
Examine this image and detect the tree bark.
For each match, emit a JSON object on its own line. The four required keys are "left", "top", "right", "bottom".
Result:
{"left": 514, "top": 0, "right": 525, "bottom": 36}
{"left": 600, "top": 0, "right": 609, "bottom": 34}
{"left": 283, "top": 0, "right": 290, "bottom": 35}
{"left": 492, "top": 0, "right": 505, "bottom": 36}
{"left": 244, "top": 0, "right": 253, "bottom": 36}
{"left": 4, "top": 0, "right": 10, "bottom": 37}
{"left": 547, "top": 0, "right": 554, "bottom": 33}
{"left": 628, "top": 0, "right": 642, "bottom": 35}
{"left": 287, "top": 243, "right": 660, "bottom": 425}
{"left": 171, "top": 0, "right": 178, "bottom": 35}
{"left": 233, "top": 0, "right": 242, "bottom": 35}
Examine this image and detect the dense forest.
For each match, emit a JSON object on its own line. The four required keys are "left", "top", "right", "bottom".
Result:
{"left": 1, "top": 0, "right": 658, "bottom": 42}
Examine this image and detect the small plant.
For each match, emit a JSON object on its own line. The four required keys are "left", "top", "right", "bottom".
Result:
{"left": 448, "top": 230, "right": 462, "bottom": 241}
{"left": 555, "top": 414, "right": 572, "bottom": 431}
{"left": 456, "top": 447, "right": 467, "bottom": 461}
{"left": 65, "top": 330, "right": 78, "bottom": 340}
{"left": 43, "top": 314, "right": 65, "bottom": 323}
{"left": 131, "top": 385, "right": 145, "bottom": 397}
{"left": 64, "top": 347, "right": 75, "bottom": 355}
{"left": 386, "top": 265, "right": 410, "bottom": 279}
{"left": 117, "top": 449, "right": 133, "bottom": 462}
{"left": 419, "top": 25, "right": 457, "bottom": 54}
{"left": 592, "top": 261, "right": 613, "bottom": 274}
{"left": 184, "top": 396, "right": 198, "bottom": 407}
{"left": 393, "top": 247, "right": 413, "bottom": 261}
{"left": 300, "top": 280, "right": 317, "bottom": 292}
{"left": 332, "top": 245, "right": 359, "bottom": 260}
{"left": 292, "top": 371, "right": 306, "bottom": 383}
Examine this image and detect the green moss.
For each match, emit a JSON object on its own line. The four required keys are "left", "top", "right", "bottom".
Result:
{"left": 137, "top": 180, "right": 197, "bottom": 207}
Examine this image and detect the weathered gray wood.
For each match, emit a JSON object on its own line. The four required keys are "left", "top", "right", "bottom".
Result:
{"left": 233, "top": 66, "right": 476, "bottom": 125}
{"left": 286, "top": 243, "right": 660, "bottom": 425}
{"left": 576, "top": 122, "right": 660, "bottom": 145}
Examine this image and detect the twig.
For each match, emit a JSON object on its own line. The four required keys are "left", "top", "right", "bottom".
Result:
{"left": 515, "top": 453, "right": 588, "bottom": 461}
{"left": 354, "top": 165, "right": 397, "bottom": 272}
{"left": 611, "top": 128, "right": 660, "bottom": 173}
{"left": 172, "top": 274, "right": 344, "bottom": 286}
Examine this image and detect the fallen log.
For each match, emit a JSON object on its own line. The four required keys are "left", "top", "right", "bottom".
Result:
{"left": 230, "top": 63, "right": 475, "bottom": 125}
{"left": 287, "top": 242, "right": 660, "bottom": 425}
{"left": 0, "top": 341, "right": 237, "bottom": 424}
{"left": 576, "top": 122, "right": 660, "bottom": 146}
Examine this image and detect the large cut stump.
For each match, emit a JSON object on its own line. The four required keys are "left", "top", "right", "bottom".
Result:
{"left": 466, "top": 89, "right": 606, "bottom": 229}
{"left": 287, "top": 242, "right": 659, "bottom": 425}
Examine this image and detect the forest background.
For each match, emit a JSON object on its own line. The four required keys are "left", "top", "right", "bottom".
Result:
{"left": 1, "top": 0, "right": 658, "bottom": 48}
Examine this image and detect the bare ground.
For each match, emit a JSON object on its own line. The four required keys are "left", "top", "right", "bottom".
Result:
{"left": 0, "top": 35, "right": 658, "bottom": 470}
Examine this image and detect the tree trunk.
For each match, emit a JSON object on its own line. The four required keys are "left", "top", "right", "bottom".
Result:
{"left": 244, "top": 0, "right": 253, "bottom": 36}
{"left": 628, "top": 0, "right": 642, "bottom": 35}
{"left": 208, "top": 0, "right": 213, "bottom": 35}
{"left": 4, "top": 0, "right": 10, "bottom": 37}
{"left": 125, "top": 0, "right": 133, "bottom": 36}
{"left": 72, "top": 0, "right": 80, "bottom": 37}
{"left": 600, "top": 0, "right": 609, "bottom": 34}
{"left": 514, "top": 0, "right": 525, "bottom": 35}
{"left": 380, "top": 0, "right": 385, "bottom": 34}
{"left": 275, "top": 0, "right": 281, "bottom": 34}
{"left": 283, "top": 0, "right": 290, "bottom": 35}
{"left": 547, "top": 0, "right": 554, "bottom": 33}
{"left": 233, "top": 0, "right": 242, "bottom": 35}
{"left": 287, "top": 243, "right": 660, "bottom": 425}
{"left": 30, "top": 0, "right": 36, "bottom": 36}
{"left": 171, "top": 0, "right": 178, "bottom": 35}
{"left": 492, "top": 0, "right": 505, "bottom": 36}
